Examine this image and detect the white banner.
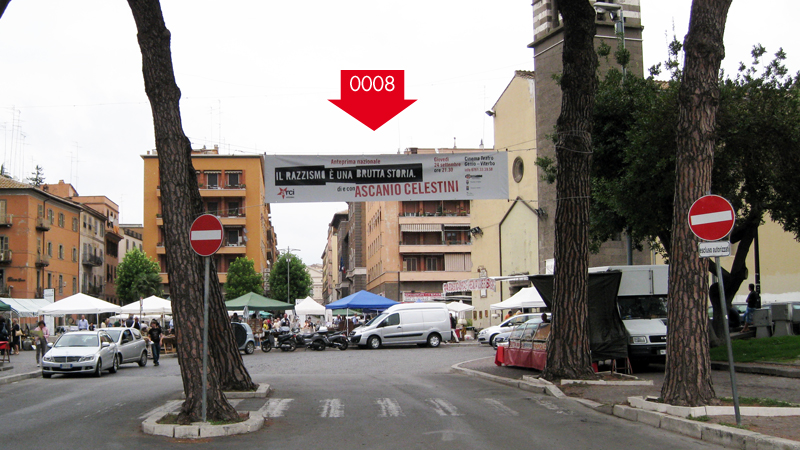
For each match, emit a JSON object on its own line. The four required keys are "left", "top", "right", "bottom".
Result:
{"left": 443, "top": 278, "right": 497, "bottom": 293}
{"left": 264, "top": 152, "right": 509, "bottom": 203}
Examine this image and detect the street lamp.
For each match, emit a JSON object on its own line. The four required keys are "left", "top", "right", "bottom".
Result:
{"left": 594, "top": 1, "right": 626, "bottom": 78}
{"left": 284, "top": 247, "right": 301, "bottom": 304}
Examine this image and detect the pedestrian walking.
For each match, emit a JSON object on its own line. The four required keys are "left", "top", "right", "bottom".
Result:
{"left": 33, "top": 320, "right": 49, "bottom": 367}
{"left": 148, "top": 319, "right": 163, "bottom": 366}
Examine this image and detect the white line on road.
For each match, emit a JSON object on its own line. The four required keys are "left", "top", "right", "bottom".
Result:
{"left": 427, "top": 398, "right": 463, "bottom": 416}
{"left": 260, "top": 398, "right": 294, "bottom": 418}
{"left": 139, "top": 400, "right": 182, "bottom": 419}
{"left": 481, "top": 398, "right": 519, "bottom": 416}
{"left": 320, "top": 399, "right": 344, "bottom": 418}
{"left": 376, "top": 398, "right": 404, "bottom": 417}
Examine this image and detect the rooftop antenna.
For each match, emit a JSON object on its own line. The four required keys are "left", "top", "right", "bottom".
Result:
{"left": 453, "top": 137, "right": 457, "bottom": 149}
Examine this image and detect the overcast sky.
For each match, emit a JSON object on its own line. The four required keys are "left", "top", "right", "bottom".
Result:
{"left": 1, "top": 1, "right": 797, "bottom": 265}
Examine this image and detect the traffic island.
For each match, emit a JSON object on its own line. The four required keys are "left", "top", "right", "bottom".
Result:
{"left": 144, "top": 384, "right": 272, "bottom": 439}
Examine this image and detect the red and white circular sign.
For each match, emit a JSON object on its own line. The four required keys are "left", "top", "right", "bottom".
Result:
{"left": 688, "top": 195, "right": 735, "bottom": 241}
{"left": 189, "top": 214, "right": 224, "bottom": 256}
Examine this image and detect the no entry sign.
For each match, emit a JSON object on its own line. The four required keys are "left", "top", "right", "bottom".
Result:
{"left": 688, "top": 195, "right": 735, "bottom": 241}
{"left": 190, "top": 214, "right": 224, "bottom": 256}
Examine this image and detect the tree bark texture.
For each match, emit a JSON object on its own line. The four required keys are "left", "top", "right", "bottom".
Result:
{"left": 542, "top": 0, "right": 597, "bottom": 381}
{"left": 662, "top": 0, "right": 731, "bottom": 407}
{"left": 127, "top": 0, "right": 255, "bottom": 422}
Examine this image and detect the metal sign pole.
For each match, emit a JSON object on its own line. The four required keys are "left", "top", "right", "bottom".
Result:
{"left": 715, "top": 255, "right": 741, "bottom": 425}
{"left": 202, "top": 256, "right": 210, "bottom": 423}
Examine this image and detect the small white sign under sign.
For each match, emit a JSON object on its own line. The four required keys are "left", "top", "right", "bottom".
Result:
{"left": 699, "top": 241, "right": 731, "bottom": 258}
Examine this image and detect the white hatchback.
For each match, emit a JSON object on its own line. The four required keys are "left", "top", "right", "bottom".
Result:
{"left": 477, "top": 313, "right": 542, "bottom": 347}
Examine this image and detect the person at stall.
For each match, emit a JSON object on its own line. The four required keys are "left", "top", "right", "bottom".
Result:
{"left": 11, "top": 319, "right": 21, "bottom": 355}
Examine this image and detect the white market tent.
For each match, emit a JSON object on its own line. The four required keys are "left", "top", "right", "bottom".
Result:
{"left": 38, "top": 293, "right": 122, "bottom": 315}
{"left": 294, "top": 297, "right": 326, "bottom": 316}
{"left": 490, "top": 287, "right": 547, "bottom": 310}
{"left": 121, "top": 295, "right": 172, "bottom": 315}
{"left": 1, "top": 297, "right": 53, "bottom": 317}
{"left": 446, "top": 301, "right": 474, "bottom": 313}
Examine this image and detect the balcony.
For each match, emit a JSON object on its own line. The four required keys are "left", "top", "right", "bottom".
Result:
{"left": 197, "top": 185, "right": 246, "bottom": 197}
{"left": 0, "top": 249, "right": 11, "bottom": 263}
{"left": 82, "top": 283, "right": 104, "bottom": 297}
{"left": 36, "top": 254, "right": 50, "bottom": 267}
{"left": 0, "top": 214, "right": 12, "bottom": 227}
{"left": 36, "top": 217, "right": 51, "bottom": 231}
{"left": 399, "top": 241, "right": 471, "bottom": 254}
{"left": 82, "top": 253, "right": 103, "bottom": 267}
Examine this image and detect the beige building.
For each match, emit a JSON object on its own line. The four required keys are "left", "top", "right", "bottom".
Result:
{"left": 307, "top": 263, "right": 323, "bottom": 301}
{"left": 470, "top": 2, "right": 650, "bottom": 328}
{"left": 141, "top": 145, "right": 278, "bottom": 295}
{"left": 365, "top": 147, "right": 481, "bottom": 302}
{"left": 119, "top": 224, "right": 143, "bottom": 259}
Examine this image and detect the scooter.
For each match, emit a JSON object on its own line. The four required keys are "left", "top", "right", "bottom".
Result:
{"left": 318, "top": 327, "right": 349, "bottom": 351}
{"left": 262, "top": 327, "right": 298, "bottom": 352}
{"left": 296, "top": 329, "right": 327, "bottom": 351}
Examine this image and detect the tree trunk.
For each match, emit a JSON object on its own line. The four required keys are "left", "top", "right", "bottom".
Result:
{"left": 662, "top": 0, "right": 731, "bottom": 407}
{"left": 542, "top": 0, "right": 597, "bottom": 381}
{"left": 127, "top": 0, "right": 254, "bottom": 422}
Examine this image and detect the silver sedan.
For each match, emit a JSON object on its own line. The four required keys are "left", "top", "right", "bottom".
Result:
{"left": 41, "top": 330, "right": 119, "bottom": 378}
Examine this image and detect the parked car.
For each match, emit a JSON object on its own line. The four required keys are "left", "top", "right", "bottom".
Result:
{"left": 477, "top": 313, "right": 545, "bottom": 347}
{"left": 41, "top": 330, "right": 119, "bottom": 378}
{"left": 350, "top": 302, "right": 452, "bottom": 349}
{"left": 492, "top": 316, "right": 549, "bottom": 349}
{"left": 232, "top": 322, "right": 256, "bottom": 354}
{"left": 105, "top": 327, "right": 149, "bottom": 367}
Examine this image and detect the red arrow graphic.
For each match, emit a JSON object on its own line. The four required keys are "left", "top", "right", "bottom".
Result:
{"left": 329, "top": 70, "right": 416, "bottom": 131}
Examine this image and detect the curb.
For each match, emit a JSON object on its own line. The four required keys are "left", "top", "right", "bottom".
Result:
{"left": 450, "top": 359, "right": 566, "bottom": 397}
{"left": 711, "top": 362, "right": 800, "bottom": 379}
{"left": 0, "top": 370, "right": 41, "bottom": 385}
{"left": 611, "top": 405, "right": 800, "bottom": 450}
{"left": 143, "top": 385, "right": 272, "bottom": 438}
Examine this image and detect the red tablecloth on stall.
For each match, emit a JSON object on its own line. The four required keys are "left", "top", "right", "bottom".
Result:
{"left": 495, "top": 345, "right": 546, "bottom": 370}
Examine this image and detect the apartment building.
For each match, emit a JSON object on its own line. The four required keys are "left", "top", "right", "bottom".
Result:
{"left": 321, "top": 210, "right": 346, "bottom": 305}
{"left": 141, "top": 146, "right": 278, "bottom": 294}
{"left": 119, "top": 224, "right": 143, "bottom": 259}
{"left": 307, "top": 263, "right": 323, "bottom": 301}
{"left": 0, "top": 177, "right": 81, "bottom": 300}
{"left": 363, "top": 147, "right": 482, "bottom": 302}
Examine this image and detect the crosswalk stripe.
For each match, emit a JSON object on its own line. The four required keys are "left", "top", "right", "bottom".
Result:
{"left": 260, "top": 398, "right": 294, "bottom": 417}
{"left": 481, "top": 398, "right": 519, "bottom": 416}
{"left": 320, "top": 399, "right": 344, "bottom": 418}
{"left": 427, "top": 398, "right": 463, "bottom": 416}
{"left": 376, "top": 398, "right": 404, "bottom": 417}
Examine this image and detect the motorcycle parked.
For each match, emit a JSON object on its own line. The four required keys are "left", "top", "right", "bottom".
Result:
{"left": 296, "top": 329, "right": 327, "bottom": 351}
{"left": 261, "top": 327, "right": 298, "bottom": 352}
{"left": 318, "top": 327, "right": 349, "bottom": 351}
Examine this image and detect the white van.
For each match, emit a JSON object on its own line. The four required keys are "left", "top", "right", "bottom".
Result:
{"left": 589, "top": 265, "right": 669, "bottom": 367}
{"left": 350, "top": 303, "right": 452, "bottom": 349}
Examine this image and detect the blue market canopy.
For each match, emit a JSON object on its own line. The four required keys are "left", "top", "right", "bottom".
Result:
{"left": 325, "top": 290, "right": 398, "bottom": 311}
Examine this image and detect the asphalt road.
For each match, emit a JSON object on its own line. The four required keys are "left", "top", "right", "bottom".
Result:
{"left": 1, "top": 344, "right": 725, "bottom": 449}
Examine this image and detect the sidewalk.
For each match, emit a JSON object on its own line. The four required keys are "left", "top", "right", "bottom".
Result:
{"left": 456, "top": 355, "right": 800, "bottom": 448}
{"left": 0, "top": 349, "right": 42, "bottom": 385}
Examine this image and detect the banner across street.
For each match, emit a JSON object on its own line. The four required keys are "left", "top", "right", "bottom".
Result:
{"left": 264, "top": 152, "right": 509, "bottom": 203}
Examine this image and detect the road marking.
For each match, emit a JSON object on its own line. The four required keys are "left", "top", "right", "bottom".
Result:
{"left": 376, "top": 398, "right": 404, "bottom": 417}
{"left": 427, "top": 398, "right": 462, "bottom": 416}
{"left": 320, "top": 399, "right": 344, "bottom": 418}
{"left": 139, "top": 400, "right": 181, "bottom": 419}
{"left": 536, "top": 398, "right": 573, "bottom": 415}
{"left": 260, "top": 398, "right": 294, "bottom": 418}
{"left": 481, "top": 398, "right": 518, "bottom": 416}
